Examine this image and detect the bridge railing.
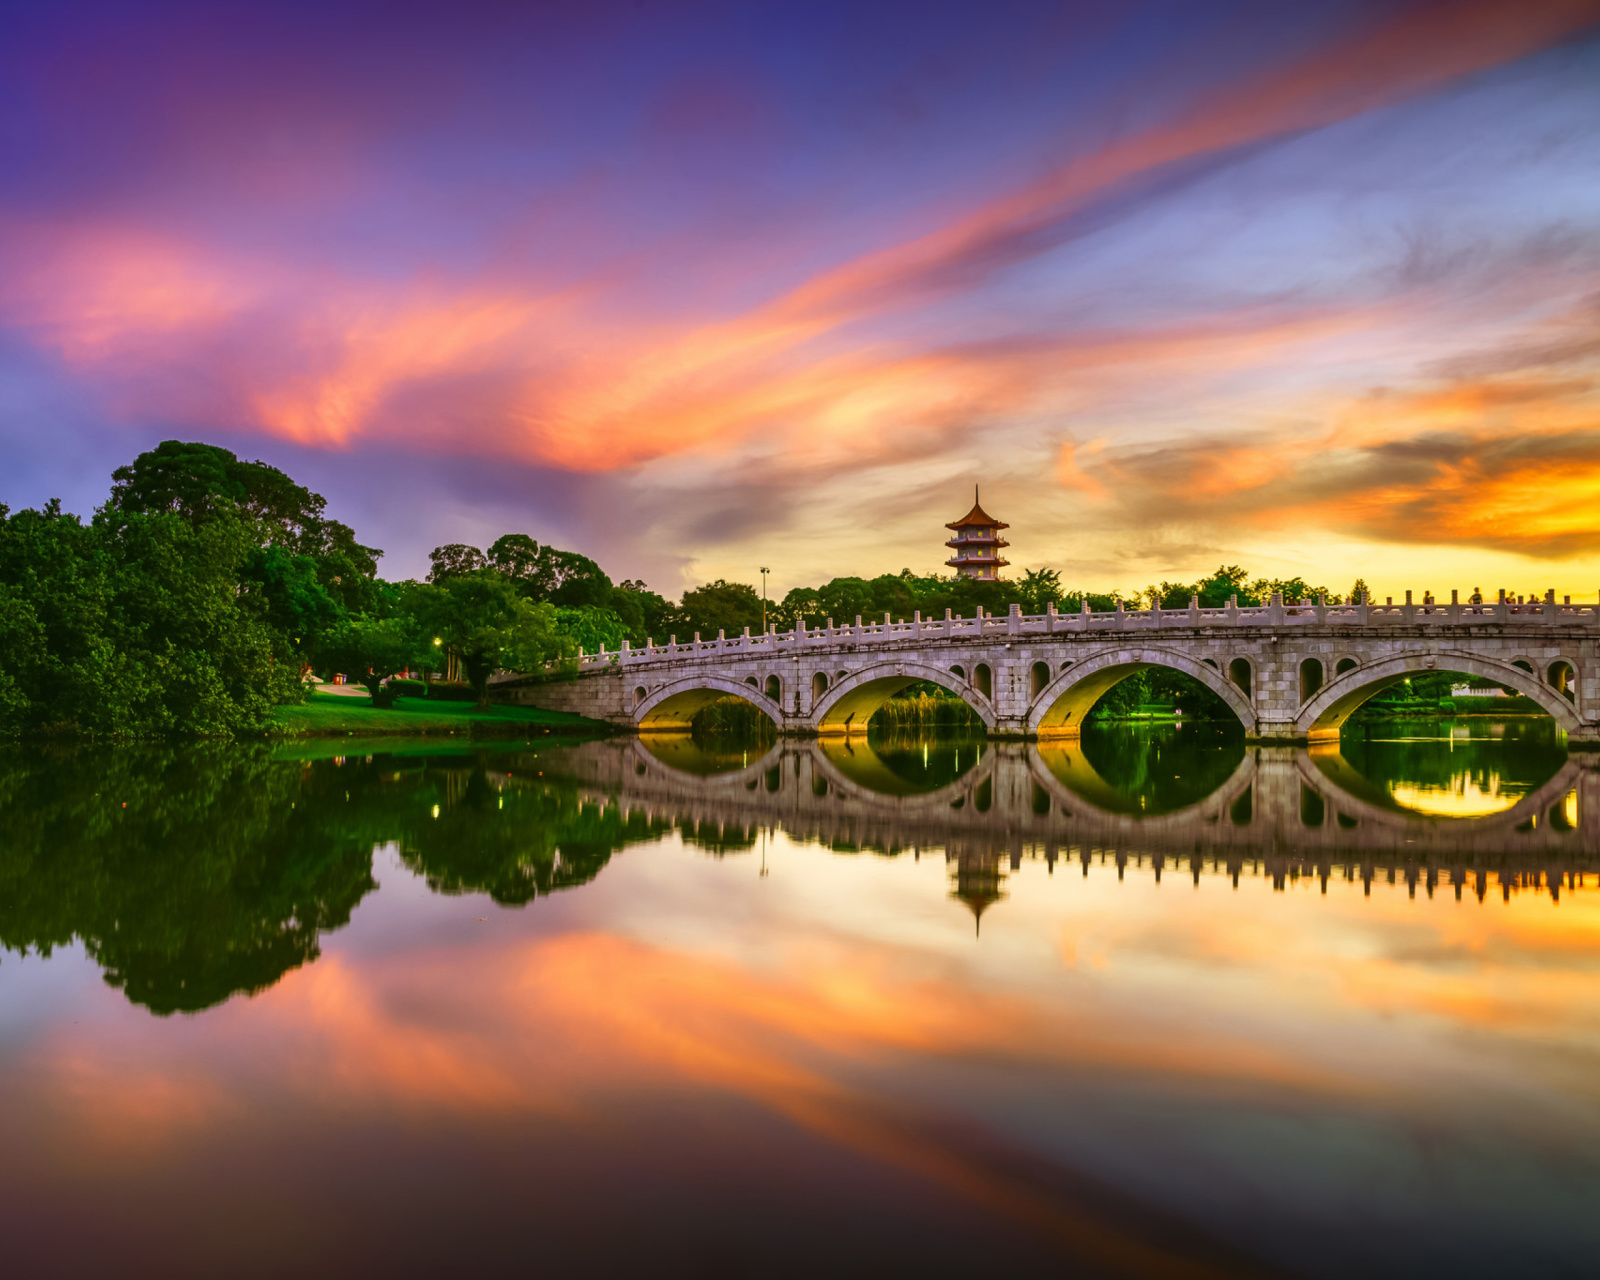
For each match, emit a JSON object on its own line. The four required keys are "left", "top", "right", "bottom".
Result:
{"left": 553, "top": 593, "right": 1600, "bottom": 671}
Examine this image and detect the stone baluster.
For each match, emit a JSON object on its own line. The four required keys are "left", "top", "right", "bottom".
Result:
{"left": 1545, "top": 588, "right": 1558, "bottom": 624}
{"left": 1115, "top": 599, "right": 1126, "bottom": 631}
{"left": 912, "top": 610, "right": 922, "bottom": 638}
{"left": 1449, "top": 589, "right": 1461, "bottom": 624}
{"left": 1496, "top": 590, "right": 1509, "bottom": 624}
{"left": 884, "top": 612, "right": 892, "bottom": 633}
{"left": 796, "top": 618, "right": 807, "bottom": 644}
{"left": 1315, "top": 592, "right": 1327, "bottom": 624}
{"left": 1008, "top": 602, "right": 1021, "bottom": 635}
{"left": 1269, "top": 592, "right": 1285, "bottom": 626}
{"left": 1355, "top": 591, "right": 1369, "bottom": 625}
{"left": 1081, "top": 599, "right": 1091, "bottom": 629}
{"left": 854, "top": 614, "right": 863, "bottom": 639}
{"left": 1046, "top": 601, "right": 1057, "bottom": 634}
{"left": 1227, "top": 593, "right": 1238, "bottom": 625}
{"left": 1402, "top": 591, "right": 1415, "bottom": 625}
{"left": 1189, "top": 594, "right": 1200, "bottom": 626}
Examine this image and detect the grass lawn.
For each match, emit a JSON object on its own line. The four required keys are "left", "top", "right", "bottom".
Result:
{"left": 271, "top": 691, "right": 608, "bottom": 737}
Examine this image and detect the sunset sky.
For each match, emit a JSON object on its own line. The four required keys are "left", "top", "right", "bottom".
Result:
{"left": 3, "top": 0, "right": 1599, "bottom": 598}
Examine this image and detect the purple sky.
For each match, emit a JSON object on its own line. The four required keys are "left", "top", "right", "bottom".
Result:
{"left": 3, "top": 0, "right": 1599, "bottom": 597}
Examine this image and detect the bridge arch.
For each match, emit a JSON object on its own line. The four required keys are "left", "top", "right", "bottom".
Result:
{"left": 1027, "top": 646, "right": 1256, "bottom": 735}
{"left": 1295, "top": 650, "right": 1582, "bottom": 741}
{"left": 633, "top": 674, "right": 785, "bottom": 731}
{"left": 809, "top": 661, "right": 996, "bottom": 733}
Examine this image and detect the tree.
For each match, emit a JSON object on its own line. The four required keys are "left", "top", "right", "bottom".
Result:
{"left": 504, "top": 598, "right": 568, "bottom": 674}
{"left": 318, "top": 616, "right": 418, "bottom": 707}
{"left": 556, "top": 606, "right": 628, "bottom": 655}
{"left": 610, "top": 579, "right": 673, "bottom": 645}
{"left": 431, "top": 570, "right": 523, "bottom": 705}
{"left": 427, "top": 543, "right": 487, "bottom": 582}
{"left": 677, "top": 579, "right": 764, "bottom": 637}
{"left": 1349, "top": 578, "right": 1370, "bottom": 605}
{"left": 1016, "top": 567, "right": 1063, "bottom": 613}
{"left": 107, "top": 440, "right": 382, "bottom": 614}
{"left": 540, "top": 547, "right": 613, "bottom": 608}
{"left": 485, "top": 534, "right": 541, "bottom": 590}
{"left": 1193, "top": 565, "right": 1256, "bottom": 608}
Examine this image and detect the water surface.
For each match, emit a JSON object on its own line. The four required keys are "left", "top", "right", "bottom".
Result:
{"left": 2, "top": 721, "right": 1597, "bottom": 1277}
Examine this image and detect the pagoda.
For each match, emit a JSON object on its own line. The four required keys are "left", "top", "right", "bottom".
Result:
{"left": 944, "top": 486, "right": 1009, "bottom": 580}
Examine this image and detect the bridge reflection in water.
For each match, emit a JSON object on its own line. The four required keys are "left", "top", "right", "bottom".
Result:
{"left": 557, "top": 729, "right": 1600, "bottom": 923}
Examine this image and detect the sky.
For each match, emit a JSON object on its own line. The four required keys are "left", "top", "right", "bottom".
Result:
{"left": 2, "top": 0, "right": 1599, "bottom": 600}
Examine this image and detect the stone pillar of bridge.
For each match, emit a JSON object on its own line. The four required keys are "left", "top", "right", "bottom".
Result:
{"left": 1251, "top": 748, "right": 1301, "bottom": 838}
{"left": 1242, "top": 636, "right": 1304, "bottom": 741}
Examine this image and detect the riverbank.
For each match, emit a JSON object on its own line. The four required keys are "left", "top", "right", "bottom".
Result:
{"left": 270, "top": 691, "right": 610, "bottom": 738}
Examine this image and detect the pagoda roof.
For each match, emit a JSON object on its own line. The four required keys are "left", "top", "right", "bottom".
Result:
{"left": 945, "top": 501, "right": 1007, "bottom": 531}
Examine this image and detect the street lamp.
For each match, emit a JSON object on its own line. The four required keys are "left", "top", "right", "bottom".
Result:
{"left": 760, "top": 566, "right": 770, "bottom": 632}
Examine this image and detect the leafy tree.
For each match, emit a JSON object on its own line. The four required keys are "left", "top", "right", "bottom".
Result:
{"left": 485, "top": 533, "right": 541, "bottom": 588}
{"left": 556, "top": 606, "right": 629, "bottom": 655}
{"left": 677, "top": 579, "right": 763, "bottom": 637}
{"left": 430, "top": 570, "right": 524, "bottom": 705}
{"left": 541, "top": 548, "right": 613, "bottom": 609}
{"left": 318, "top": 616, "right": 418, "bottom": 707}
{"left": 610, "top": 579, "right": 673, "bottom": 645}
{"left": 1016, "top": 567, "right": 1063, "bottom": 613}
{"left": 238, "top": 545, "right": 342, "bottom": 677}
{"left": 98, "top": 507, "right": 296, "bottom": 735}
{"left": 504, "top": 598, "right": 569, "bottom": 674}
{"left": 427, "top": 542, "right": 487, "bottom": 581}
{"left": 107, "top": 440, "right": 381, "bottom": 615}
{"left": 1193, "top": 565, "right": 1256, "bottom": 607}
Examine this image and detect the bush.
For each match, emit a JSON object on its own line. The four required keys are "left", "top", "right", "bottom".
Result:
{"left": 870, "top": 687, "right": 982, "bottom": 728}
{"left": 690, "top": 697, "right": 774, "bottom": 740}
{"left": 387, "top": 678, "right": 427, "bottom": 698}
{"left": 369, "top": 684, "right": 400, "bottom": 709}
{"left": 422, "top": 680, "right": 478, "bottom": 702}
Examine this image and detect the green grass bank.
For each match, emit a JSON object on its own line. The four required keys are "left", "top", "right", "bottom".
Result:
{"left": 271, "top": 691, "right": 608, "bottom": 738}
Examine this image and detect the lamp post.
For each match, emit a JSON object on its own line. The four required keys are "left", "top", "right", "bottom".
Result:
{"left": 760, "top": 566, "right": 770, "bottom": 632}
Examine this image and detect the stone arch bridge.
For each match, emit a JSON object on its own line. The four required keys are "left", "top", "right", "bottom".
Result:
{"left": 499, "top": 594, "right": 1600, "bottom": 744}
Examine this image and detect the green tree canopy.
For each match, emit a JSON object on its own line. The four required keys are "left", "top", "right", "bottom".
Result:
{"left": 677, "top": 579, "right": 763, "bottom": 637}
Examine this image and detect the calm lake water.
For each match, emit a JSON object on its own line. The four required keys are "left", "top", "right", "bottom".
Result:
{"left": 2, "top": 719, "right": 1597, "bottom": 1278}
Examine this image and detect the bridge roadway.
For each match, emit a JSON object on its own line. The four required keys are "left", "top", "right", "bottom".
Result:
{"left": 499, "top": 593, "right": 1600, "bottom": 744}
{"left": 524, "top": 739, "right": 1600, "bottom": 903}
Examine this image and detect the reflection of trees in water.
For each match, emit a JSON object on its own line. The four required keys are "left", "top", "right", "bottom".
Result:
{"left": 0, "top": 746, "right": 657, "bottom": 1014}
{"left": 395, "top": 754, "right": 672, "bottom": 903}
{"left": 1070, "top": 723, "right": 1245, "bottom": 816}
{"left": 861, "top": 729, "right": 988, "bottom": 793}
{"left": 0, "top": 746, "right": 376, "bottom": 1015}
{"left": 1336, "top": 719, "right": 1566, "bottom": 815}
